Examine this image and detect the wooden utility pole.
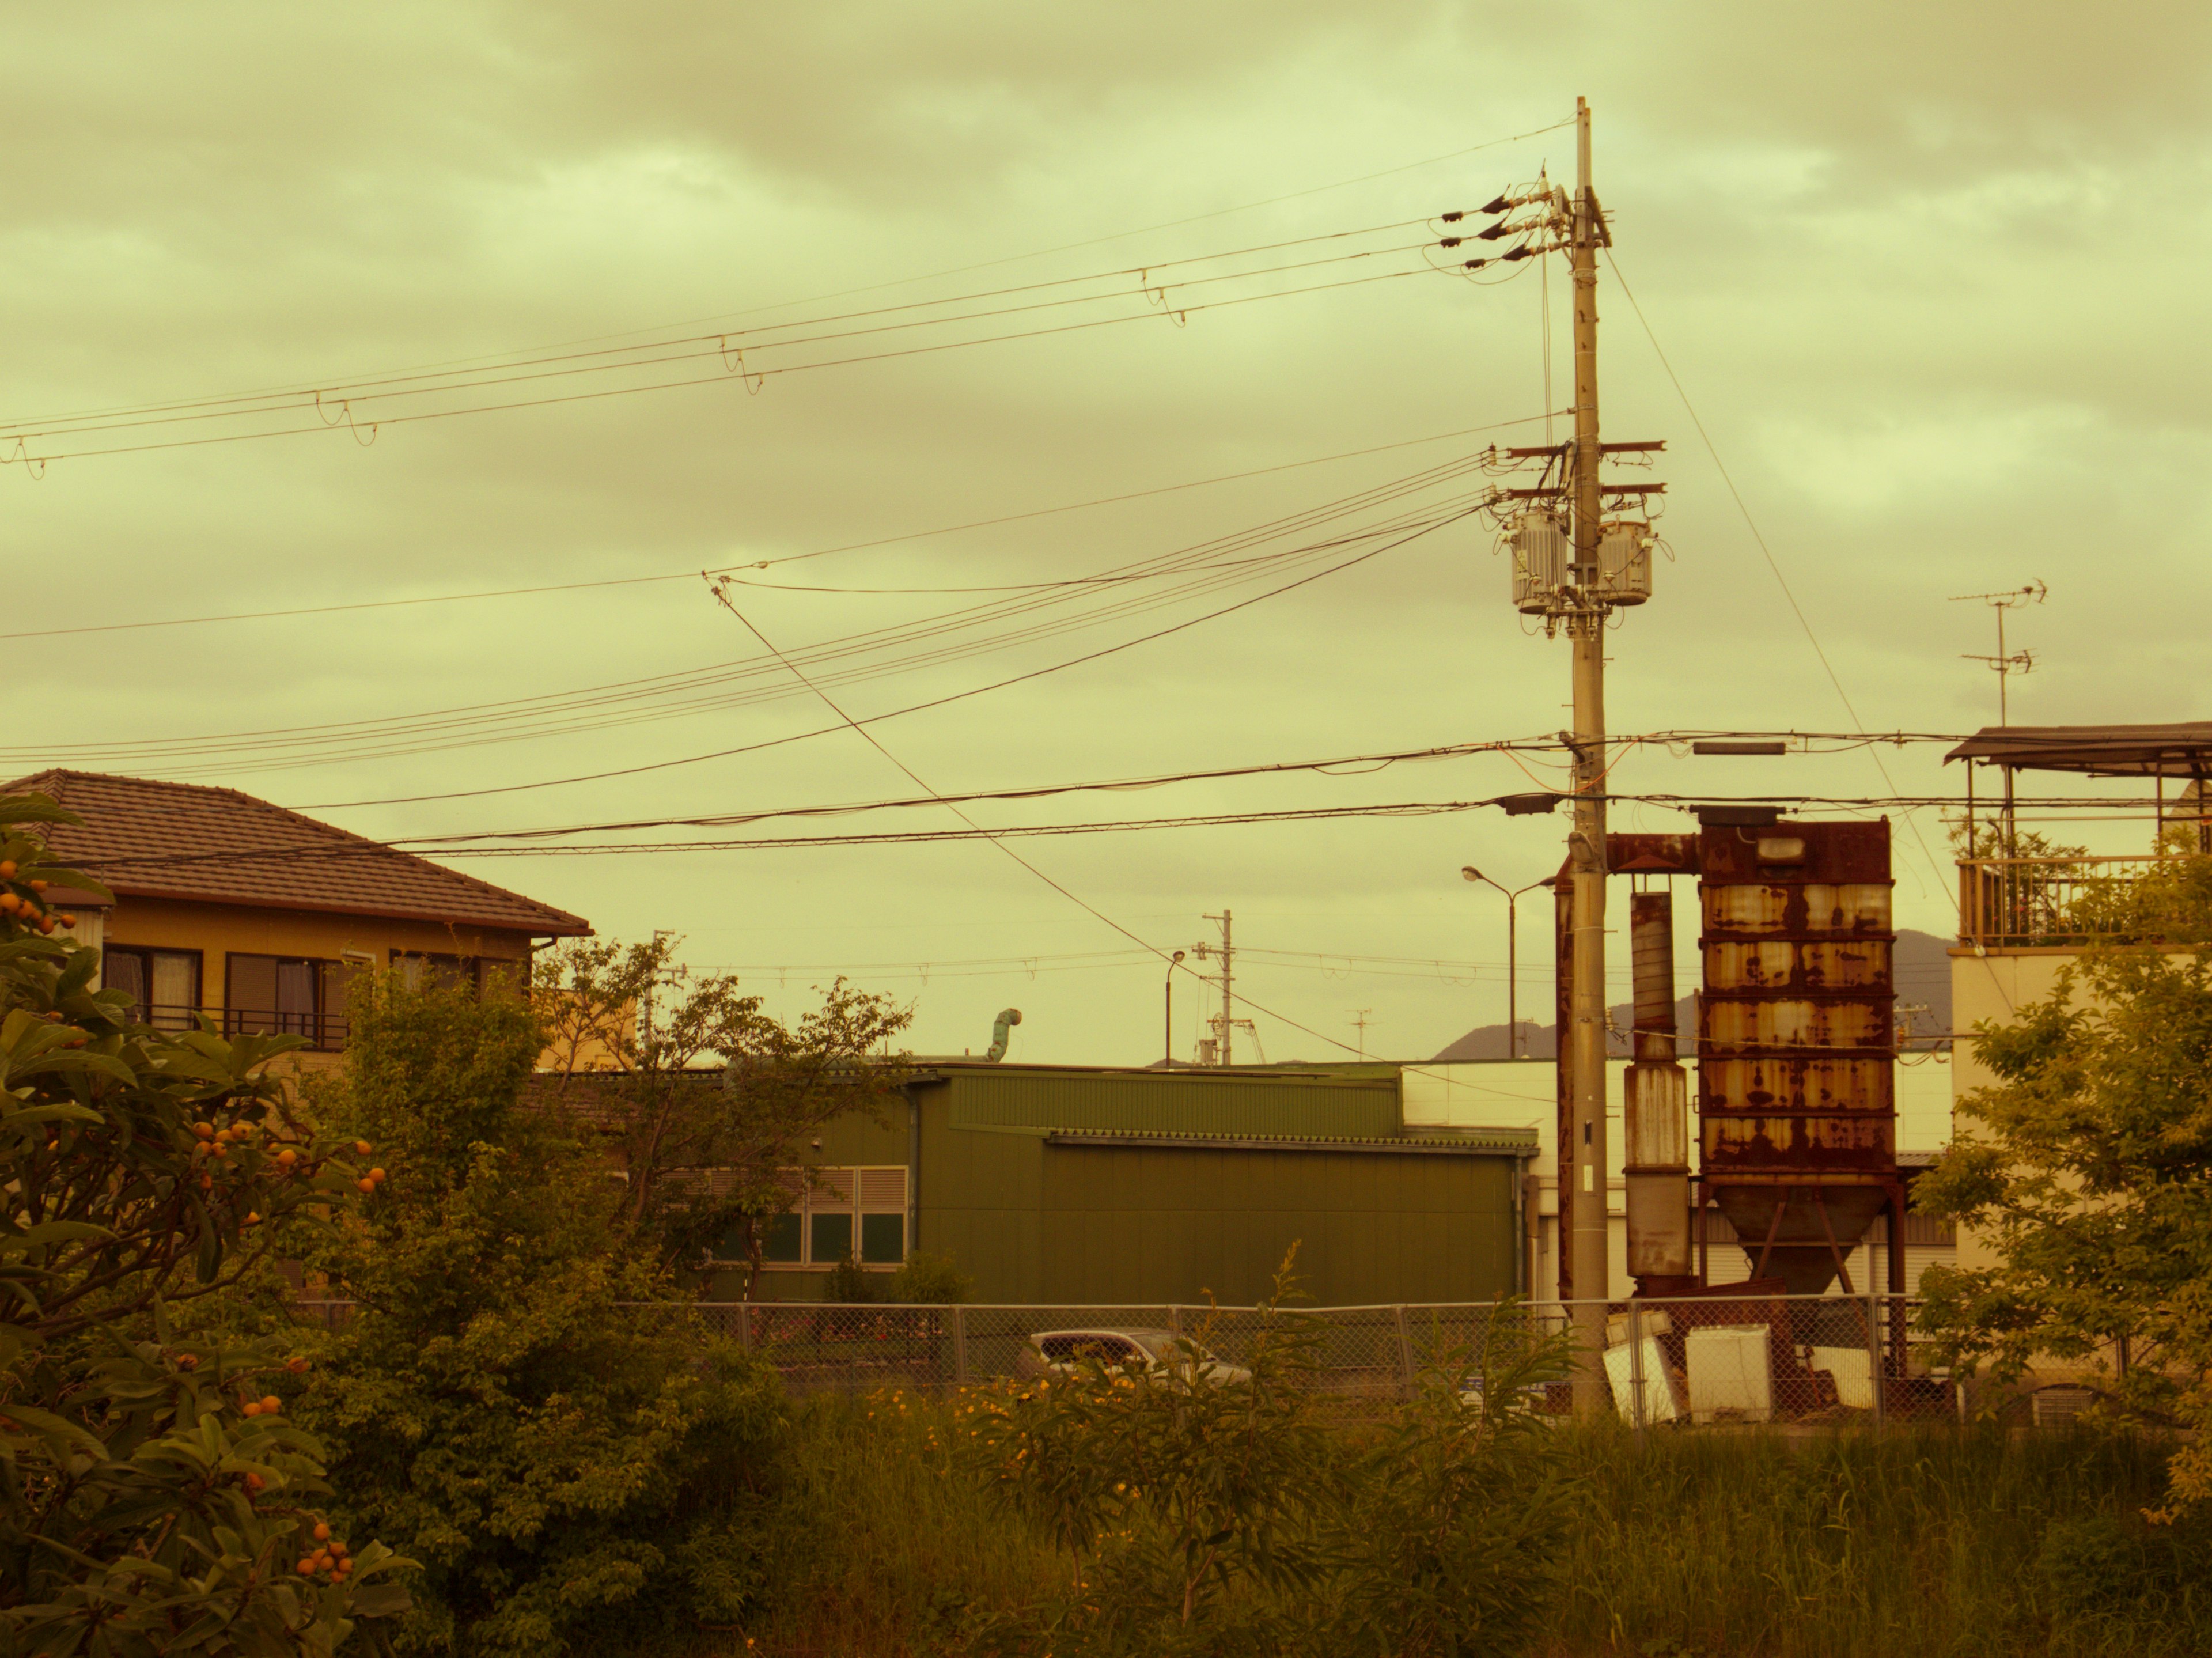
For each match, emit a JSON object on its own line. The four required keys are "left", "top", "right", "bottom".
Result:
{"left": 1564, "top": 96, "right": 1612, "bottom": 1414}
{"left": 1479, "top": 99, "right": 1668, "bottom": 1405}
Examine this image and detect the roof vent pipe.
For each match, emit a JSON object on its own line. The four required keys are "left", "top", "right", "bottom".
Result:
{"left": 983, "top": 1008, "right": 1022, "bottom": 1063}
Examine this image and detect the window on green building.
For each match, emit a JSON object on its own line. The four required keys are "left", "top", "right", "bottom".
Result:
{"left": 761, "top": 1212, "right": 802, "bottom": 1263}
{"left": 860, "top": 1212, "right": 904, "bottom": 1265}
{"left": 699, "top": 1165, "right": 907, "bottom": 1270}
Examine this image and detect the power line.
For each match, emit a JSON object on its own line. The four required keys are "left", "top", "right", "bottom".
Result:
{"left": 6, "top": 259, "right": 1455, "bottom": 467}
{"left": 64, "top": 789, "right": 2099, "bottom": 875}
{"left": 0, "top": 413, "right": 1554, "bottom": 646}
{"left": 20, "top": 452, "right": 1503, "bottom": 774}
{"left": 9, "top": 238, "right": 1440, "bottom": 448}
{"left": 704, "top": 567, "right": 1184, "bottom": 992}
{"left": 361, "top": 732, "right": 1972, "bottom": 849}
{"left": 2, "top": 116, "right": 1574, "bottom": 438}
{"left": 1601, "top": 247, "right": 1955, "bottom": 907}
{"left": 271, "top": 501, "right": 1495, "bottom": 808}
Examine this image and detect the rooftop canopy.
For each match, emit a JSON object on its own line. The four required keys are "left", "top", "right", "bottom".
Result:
{"left": 1944, "top": 722, "right": 2212, "bottom": 778}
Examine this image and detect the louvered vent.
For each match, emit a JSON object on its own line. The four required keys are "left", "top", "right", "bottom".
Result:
{"left": 858, "top": 1167, "right": 907, "bottom": 1210}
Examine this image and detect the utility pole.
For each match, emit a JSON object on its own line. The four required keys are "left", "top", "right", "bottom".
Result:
{"left": 640, "top": 928, "right": 681, "bottom": 1058}
{"left": 1192, "top": 910, "right": 1247, "bottom": 1068}
{"left": 1350, "top": 1008, "right": 1373, "bottom": 1060}
{"left": 1485, "top": 97, "right": 1665, "bottom": 1413}
{"left": 1563, "top": 98, "right": 1612, "bottom": 1416}
{"left": 1164, "top": 950, "right": 1185, "bottom": 1066}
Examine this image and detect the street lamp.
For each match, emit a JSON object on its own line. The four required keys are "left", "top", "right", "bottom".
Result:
{"left": 1461, "top": 866, "right": 1549, "bottom": 1059}
{"left": 1164, "top": 951, "right": 1185, "bottom": 1066}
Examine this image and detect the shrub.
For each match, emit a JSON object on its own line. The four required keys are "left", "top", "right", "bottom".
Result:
{"left": 956, "top": 1255, "right": 1573, "bottom": 1655}
{"left": 885, "top": 1250, "right": 973, "bottom": 1305}
{"left": 293, "top": 972, "right": 787, "bottom": 1656}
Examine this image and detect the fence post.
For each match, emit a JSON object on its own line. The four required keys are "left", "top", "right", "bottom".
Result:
{"left": 1628, "top": 1297, "right": 1646, "bottom": 1440}
{"left": 1393, "top": 1305, "right": 1415, "bottom": 1400}
{"left": 1168, "top": 1304, "right": 1183, "bottom": 1340}
{"left": 952, "top": 1306, "right": 969, "bottom": 1387}
{"left": 1866, "top": 1285, "right": 1884, "bottom": 1427}
{"left": 734, "top": 1303, "right": 753, "bottom": 1354}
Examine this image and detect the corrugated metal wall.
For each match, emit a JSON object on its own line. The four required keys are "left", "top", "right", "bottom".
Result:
{"left": 1035, "top": 1141, "right": 1516, "bottom": 1307}
{"left": 911, "top": 1066, "right": 1518, "bottom": 1305}
{"left": 941, "top": 1065, "right": 1401, "bottom": 1139}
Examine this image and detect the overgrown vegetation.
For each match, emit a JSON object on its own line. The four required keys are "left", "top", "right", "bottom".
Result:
{"left": 287, "top": 972, "right": 789, "bottom": 1656}
{"left": 729, "top": 1397, "right": 2209, "bottom": 1658}
{"left": 0, "top": 793, "right": 407, "bottom": 1654}
{"left": 1918, "top": 847, "right": 2212, "bottom": 1514}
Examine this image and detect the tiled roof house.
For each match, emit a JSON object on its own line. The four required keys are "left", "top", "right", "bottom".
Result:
{"left": 8, "top": 769, "right": 589, "bottom": 1057}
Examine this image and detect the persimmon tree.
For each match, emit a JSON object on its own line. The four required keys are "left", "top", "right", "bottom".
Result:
{"left": 532, "top": 937, "right": 911, "bottom": 1285}
{"left": 0, "top": 792, "right": 407, "bottom": 1654}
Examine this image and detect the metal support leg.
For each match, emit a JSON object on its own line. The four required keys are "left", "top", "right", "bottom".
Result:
{"left": 1628, "top": 1297, "right": 1647, "bottom": 1440}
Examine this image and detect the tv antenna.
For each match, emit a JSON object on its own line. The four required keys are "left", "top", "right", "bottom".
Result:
{"left": 1950, "top": 581, "right": 2045, "bottom": 726}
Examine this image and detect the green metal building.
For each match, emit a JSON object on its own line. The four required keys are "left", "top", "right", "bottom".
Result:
{"left": 715, "top": 1062, "right": 1536, "bottom": 1307}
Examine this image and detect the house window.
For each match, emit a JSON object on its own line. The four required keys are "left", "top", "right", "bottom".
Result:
{"left": 103, "top": 947, "right": 202, "bottom": 1031}
{"left": 392, "top": 953, "right": 527, "bottom": 1000}
{"left": 713, "top": 1164, "right": 908, "bottom": 1267}
{"left": 225, "top": 955, "right": 362, "bottom": 1051}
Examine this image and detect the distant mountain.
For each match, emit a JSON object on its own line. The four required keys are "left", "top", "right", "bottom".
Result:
{"left": 1430, "top": 928, "right": 1955, "bottom": 1062}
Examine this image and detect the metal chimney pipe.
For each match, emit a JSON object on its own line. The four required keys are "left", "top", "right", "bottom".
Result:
{"left": 1624, "top": 891, "right": 1694, "bottom": 1290}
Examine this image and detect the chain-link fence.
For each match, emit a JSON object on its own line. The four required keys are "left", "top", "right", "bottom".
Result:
{"left": 291, "top": 1293, "right": 2047, "bottom": 1426}
{"left": 698, "top": 1292, "right": 1985, "bottom": 1424}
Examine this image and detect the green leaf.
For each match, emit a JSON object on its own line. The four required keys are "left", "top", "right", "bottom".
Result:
{"left": 344, "top": 1582, "right": 413, "bottom": 1618}
{"left": 0, "top": 794, "right": 87, "bottom": 830}
{"left": 1, "top": 1403, "right": 109, "bottom": 1458}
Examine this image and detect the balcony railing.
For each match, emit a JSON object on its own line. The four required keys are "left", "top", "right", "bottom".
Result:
{"left": 221, "top": 1007, "right": 350, "bottom": 1052}
{"left": 1957, "top": 856, "right": 2171, "bottom": 949}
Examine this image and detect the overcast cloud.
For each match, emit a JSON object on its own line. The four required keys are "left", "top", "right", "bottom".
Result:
{"left": 7, "top": 2, "right": 2208, "bottom": 1070}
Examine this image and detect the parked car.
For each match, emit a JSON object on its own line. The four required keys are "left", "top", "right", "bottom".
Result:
{"left": 1015, "top": 1327, "right": 1252, "bottom": 1386}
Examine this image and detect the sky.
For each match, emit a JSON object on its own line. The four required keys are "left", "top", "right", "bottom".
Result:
{"left": 7, "top": 2, "right": 2209, "bottom": 1070}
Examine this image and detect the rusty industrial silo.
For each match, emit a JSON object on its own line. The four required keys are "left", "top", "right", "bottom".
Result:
{"left": 1696, "top": 816, "right": 1905, "bottom": 1297}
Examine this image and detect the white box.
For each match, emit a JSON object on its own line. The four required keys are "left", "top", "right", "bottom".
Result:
{"left": 1810, "top": 1345, "right": 1876, "bottom": 1411}
{"left": 1686, "top": 1326, "right": 1772, "bottom": 1422}
{"left": 1603, "top": 1337, "right": 1680, "bottom": 1424}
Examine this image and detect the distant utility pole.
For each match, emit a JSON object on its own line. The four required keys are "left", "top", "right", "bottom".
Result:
{"left": 1952, "top": 582, "right": 2046, "bottom": 726}
{"left": 639, "top": 928, "right": 683, "bottom": 1054}
{"left": 1350, "top": 1008, "right": 1374, "bottom": 1059}
{"left": 1191, "top": 910, "right": 1251, "bottom": 1068}
{"left": 1487, "top": 97, "right": 1666, "bottom": 1413}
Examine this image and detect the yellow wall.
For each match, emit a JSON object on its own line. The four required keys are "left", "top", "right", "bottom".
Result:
{"left": 104, "top": 894, "right": 535, "bottom": 973}
{"left": 1948, "top": 948, "right": 2073, "bottom": 1274}
{"left": 100, "top": 894, "right": 537, "bottom": 1071}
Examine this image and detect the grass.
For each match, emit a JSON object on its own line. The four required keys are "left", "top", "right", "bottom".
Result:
{"left": 1550, "top": 1425, "right": 2210, "bottom": 1657}
{"left": 695, "top": 1392, "right": 2208, "bottom": 1657}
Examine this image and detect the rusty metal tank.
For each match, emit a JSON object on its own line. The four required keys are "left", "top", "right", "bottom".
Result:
{"left": 1698, "top": 819, "right": 1897, "bottom": 1295}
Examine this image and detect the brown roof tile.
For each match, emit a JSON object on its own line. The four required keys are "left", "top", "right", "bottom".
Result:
{"left": 6, "top": 770, "right": 590, "bottom": 937}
